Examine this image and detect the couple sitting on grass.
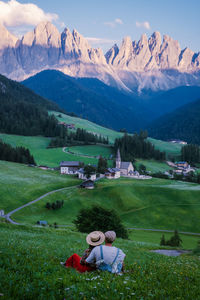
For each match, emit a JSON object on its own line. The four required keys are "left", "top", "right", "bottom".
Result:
{"left": 62, "top": 231, "right": 126, "bottom": 274}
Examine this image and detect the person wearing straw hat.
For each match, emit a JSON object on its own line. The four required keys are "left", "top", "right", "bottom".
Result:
{"left": 61, "top": 231, "right": 105, "bottom": 273}
{"left": 85, "top": 231, "right": 126, "bottom": 274}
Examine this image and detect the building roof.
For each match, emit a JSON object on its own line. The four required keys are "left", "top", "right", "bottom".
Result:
{"left": 80, "top": 180, "right": 94, "bottom": 187}
{"left": 176, "top": 161, "right": 188, "bottom": 164}
{"left": 60, "top": 161, "right": 80, "bottom": 167}
{"left": 107, "top": 168, "right": 120, "bottom": 173}
{"left": 121, "top": 162, "right": 132, "bottom": 169}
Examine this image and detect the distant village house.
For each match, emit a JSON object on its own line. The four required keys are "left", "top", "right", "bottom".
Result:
{"left": 77, "top": 168, "right": 96, "bottom": 181}
{"left": 80, "top": 180, "right": 95, "bottom": 189}
{"left": 60, "top": 161, "right": 80, "bottom": 174}
{"left": 105, "top": 168, "right": 121, "bottom": 179}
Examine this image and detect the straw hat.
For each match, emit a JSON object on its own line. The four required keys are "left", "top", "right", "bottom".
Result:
{"left": 86, "top": 231, "right": 105, "bottom": 246}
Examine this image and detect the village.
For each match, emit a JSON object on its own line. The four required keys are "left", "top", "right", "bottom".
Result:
{"left": 59, "top": 148, "right": 196, "bottom": 189}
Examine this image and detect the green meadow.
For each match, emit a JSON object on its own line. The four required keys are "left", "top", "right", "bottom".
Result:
{"left": 49, "top": 111, "right": 123, "bottom": 144}
{"left": 0, "top": 160, "right": 79, "bottom": 213}
{"left": 0, "top": 133, "right": 100, "bottom": 167}
{"left": 12, "top": 176, "right": 200, "bottom": 233}
{"left": 0, "top": 223, "right": 200, "bottom": 300}
{"left": 135, "top": 159, "right": 173, "bottom": 173}
{"left": 68, "top": 145, "right": 113, "bottom": 158}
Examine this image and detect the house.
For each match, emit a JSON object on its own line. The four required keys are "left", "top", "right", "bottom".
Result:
{"left": 105, "top": 168, "right": 121, "bottom": 179}
{"left": 176, "top": 161, "right": 189, "bottom": 169}
{"left": 169, "top": 139, "right": 187, "bottom": 145}
{"left": 80, "top": 180, "right": 95, "bottom": 189}
{"left": 37, "top": 220, "right": 48, "bottom": 226}
{"left": 116, "top": 149, "right": 134, "bottom": 176}
{"left": 60, "top": 161, "right": 80, "bottom": 174}
{"left": 77, "top": 168, "right": 96, "bottom": 181}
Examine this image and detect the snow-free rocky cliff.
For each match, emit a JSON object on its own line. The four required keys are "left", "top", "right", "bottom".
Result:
{"left": 0, "top": 21, "right": 200, "bottom": 93}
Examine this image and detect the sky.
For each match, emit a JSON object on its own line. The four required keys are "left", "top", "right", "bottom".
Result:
{"left": 0, "top": 0, "right": 200, "bottom": 53}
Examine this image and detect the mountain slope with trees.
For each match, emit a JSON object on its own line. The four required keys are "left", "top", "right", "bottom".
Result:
{"left": 22, "top": 70, "right": 151, "bottom": 132}
{"left": 0, "top": 73, "right": 63, "bottom": 136}
{"left": 148, "top": 98, "right": 200, "bottom": 144}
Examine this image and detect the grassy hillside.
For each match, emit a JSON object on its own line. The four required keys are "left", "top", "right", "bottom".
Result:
{"left": 135, "top": 159, "right": 173, "bottom": 173}
{"left": 0, "top": 224, "right": 200, "bottom": 299}
{"left": 68, "top": 145, "right": 112, "bottom": 159}
{"left": 49, "top": 111, "right": 123, "bottom": 144}
{"left": 0, "top": 160, "right": 79, "bottom": 213}
{"left": 51, "top": 110, "right": 182, "bottom": 158}
{"left": 0, "top": 134, "right": 101, "bottom": 167}
{"left": 12, "top": 177, "right": 200, "bottom": 233}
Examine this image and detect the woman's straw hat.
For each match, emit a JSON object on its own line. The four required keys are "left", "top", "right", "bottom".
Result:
{"left": 86, "top": 231, "right": 105, "bottom": 246}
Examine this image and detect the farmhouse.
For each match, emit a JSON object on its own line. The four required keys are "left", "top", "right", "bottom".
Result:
{"left": 176, "top": 161, "right": 189, "bottom": 169}
{"left": 77, "top": 168, "right": 96, "bottom": 181}
{"left": 105, "top": 168, "right": 120, "bottom": 179}
{"left": 116, "top": 149, "right": 134, "bottom": 176}
{"left": 80, "top": 180, "right": 95, "bottom": 189}
{"left": 60, "top": 161, "right": 80, "bottom": 174}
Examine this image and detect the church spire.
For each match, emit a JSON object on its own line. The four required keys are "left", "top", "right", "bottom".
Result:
{"left": 116, "top": 148, "right": 121, "bottom": 169}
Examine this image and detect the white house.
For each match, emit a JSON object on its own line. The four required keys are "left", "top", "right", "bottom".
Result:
{"left": 105, "top": 168, "right": 121, "bottom": 179}
{"left": 116, "top": 149, "right": 134, "bottom": 176}
{"left": 60, "top": 161, "right": 80, "bottom": 174}
{"left": 77, "top": 168, "right": 96, "bottom": 181}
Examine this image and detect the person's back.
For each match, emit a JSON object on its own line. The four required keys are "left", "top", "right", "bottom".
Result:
{"left": 86, "top": 231, "right": 125, "bottom": 273}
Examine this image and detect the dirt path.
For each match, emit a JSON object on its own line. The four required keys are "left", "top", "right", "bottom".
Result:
{"left": 3, "top": 185, "right": 77, "bottom": 225}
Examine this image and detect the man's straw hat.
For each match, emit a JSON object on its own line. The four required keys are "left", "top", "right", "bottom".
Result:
{"left": 86, "top": 231, "right": 105, "bottom": 246}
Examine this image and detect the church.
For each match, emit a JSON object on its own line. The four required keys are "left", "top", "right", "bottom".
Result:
{"left": 116, "top": 149, "right": 134, "bottom": 176}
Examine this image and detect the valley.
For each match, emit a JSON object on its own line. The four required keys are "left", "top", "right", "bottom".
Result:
{"left": 0, "top": 7, "right": 200, "bottom": 298}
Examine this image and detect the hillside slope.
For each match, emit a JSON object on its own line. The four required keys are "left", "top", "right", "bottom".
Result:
{"left": 148, "top": 98, "right": 200, "bottom": 144}
{"left": 22, "top": 70, "right": 151, "bottom": 132}
{"left": 0, "top": 73, "right": 63, "bottom": 136}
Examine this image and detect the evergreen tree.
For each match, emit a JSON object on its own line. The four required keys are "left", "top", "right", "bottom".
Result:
{"left": 160, "top": 234, "right": 166, "bottom": 246}
{"left": 97, "top": 156, "right": 108, "bottom": 174}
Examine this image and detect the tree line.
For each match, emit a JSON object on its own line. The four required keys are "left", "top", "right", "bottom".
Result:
{"left": 114, "top": 131, "right": 166, "bottom": 162}
{"left": 49, "top": 127, "right": 109, "bottom": 147}
{"left": 0, "top": 139, "right": 35, "bottom": 165}
{"left": 181, "top": 144, "right": 200, "bottom": 164}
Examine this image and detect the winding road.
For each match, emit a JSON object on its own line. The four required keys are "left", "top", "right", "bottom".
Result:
{"left": 3, "top": 185, "right": 77, "bottom": 225}
{"left": 2, "top": 184, "right": 200, "bottom": 236}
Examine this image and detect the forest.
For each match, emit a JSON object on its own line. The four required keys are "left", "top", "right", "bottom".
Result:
{"left": 114, "top": 131, "right": 166, "bottom": 162}
{"left": 0, "top": 139, "right": 35, "bottom": 165}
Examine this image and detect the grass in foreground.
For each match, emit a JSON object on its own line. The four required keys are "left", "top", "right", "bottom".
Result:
{"left": 0, "top": 223, "right": 200, "bottom": 300}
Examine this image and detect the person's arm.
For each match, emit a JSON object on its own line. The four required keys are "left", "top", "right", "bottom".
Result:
{"left": 80, "top": 249, "right": 90, "bottom": 265}
{"left": 85, "top": 247, "right": 97, "bottom": 268}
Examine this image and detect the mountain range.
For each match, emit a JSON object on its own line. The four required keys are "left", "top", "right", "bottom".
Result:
{"left": 1, "top": 21, "right": 200, "bottom": 93}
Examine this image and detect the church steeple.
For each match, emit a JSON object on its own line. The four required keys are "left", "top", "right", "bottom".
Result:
{"left": 116, "top": 148, "right": 121, "bottom": 169}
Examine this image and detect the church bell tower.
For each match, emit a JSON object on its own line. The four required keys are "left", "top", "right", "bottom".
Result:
{"left": 116, "top": 148, "right": 121, "bottom": 169}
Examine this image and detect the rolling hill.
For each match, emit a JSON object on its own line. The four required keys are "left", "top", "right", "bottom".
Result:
{"left": 149, "top": 98, "right": 200, "bottom": 144}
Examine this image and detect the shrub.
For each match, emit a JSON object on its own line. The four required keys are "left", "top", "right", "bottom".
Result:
{"left": 73, "top": 205, "right": 128, "bottom": 239}
{"left": 160, "top": 230, "right": 182, "bottom": 247}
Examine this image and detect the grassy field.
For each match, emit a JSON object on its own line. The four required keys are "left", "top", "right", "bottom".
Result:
{"left": 12, "top": 177, "right": 200, "bottom": 233}
{"left": 148, "top": 138, "right": 182, "bottom": 159}
{"left": 0, "top": 133, "right": 100, "bottom": 167}
{"left": 49, "top": 111, "right": 123, "bottom": 144}
{"left": 135, "top": 159, "right": 173, "bottom": 173}
{"left": 68, "top": 145, "right": 113, "bottom": 159}
{"left": 0, "top": 160, "right": 80, "bottom": 214}
{"left": 0, "top": 223, "right": 200, "bottom": 300}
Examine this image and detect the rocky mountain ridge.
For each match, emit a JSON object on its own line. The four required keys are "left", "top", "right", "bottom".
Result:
{"left": 0, "top": 21, "right": 200, "bottom": 92}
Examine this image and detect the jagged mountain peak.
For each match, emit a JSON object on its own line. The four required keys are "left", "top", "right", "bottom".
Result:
{"left": 0, "top": 22, "right": 200, "bottom": 93}
{"left": 0, "top": 23, "right": 18, "bottom": 49}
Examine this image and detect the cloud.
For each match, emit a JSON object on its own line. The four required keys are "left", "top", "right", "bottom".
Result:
{"left": 0, "top": 0, "right": 58, "bottom": 28}
{"left": 86, "top": 37, "right": 116, "bottom": 45}
{"left": 104, "top": 18, "right": 123, "bottom": 28}
{"left": 136, "top": 21, "right": 151, "bottom": 30}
